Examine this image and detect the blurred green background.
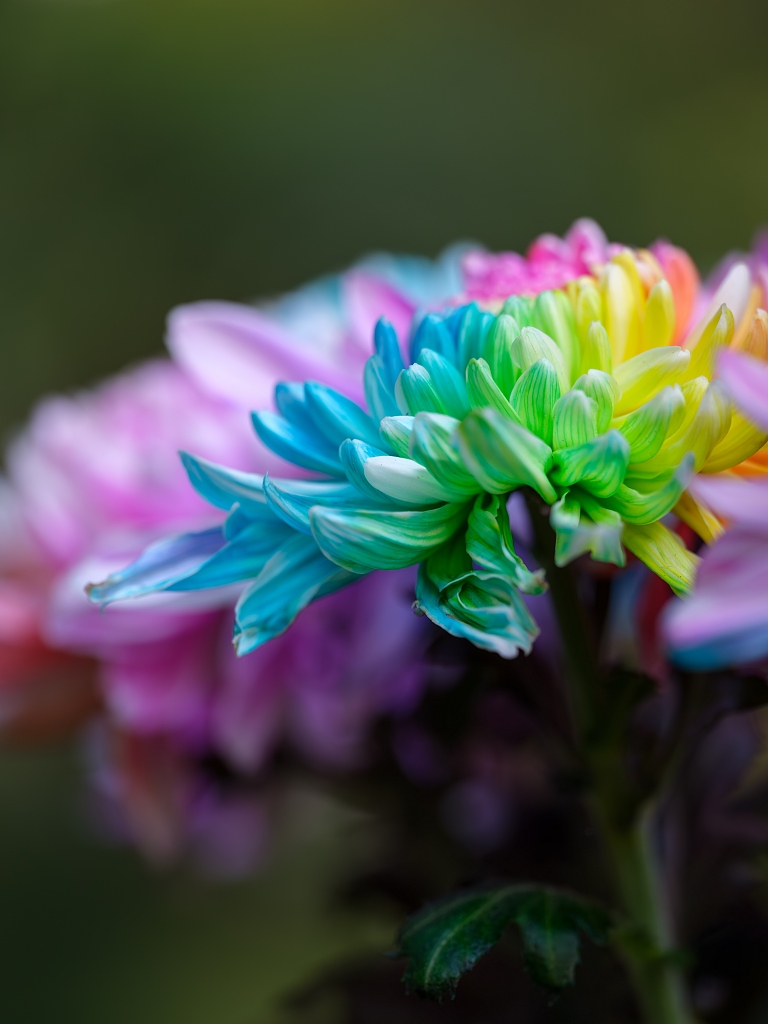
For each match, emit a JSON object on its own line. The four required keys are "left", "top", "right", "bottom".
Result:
{"left": 2, "top": 0, "right": 768, "bottom": 1019}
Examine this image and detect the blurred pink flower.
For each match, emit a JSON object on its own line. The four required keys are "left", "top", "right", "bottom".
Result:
{"left": 664, "top": 349, "right": 768, "bottom": 669}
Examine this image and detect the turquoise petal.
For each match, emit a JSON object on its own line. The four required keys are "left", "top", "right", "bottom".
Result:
{"left": 410, "top": 312, "right": 456, "bottom": 365}
{"left": 274, "top": 382, "right": 316, "bottom": 433}
{"left": 364, "top": 354, "right": 401, "bottom": 422}
{"left": 304, "top": 381, "right": 386, "bottom": 450}
{"left": 310, "top": 501, "right": 470, "bottom": 573}
{"left": 87, "top": 527, "right": 227, "bottom": 605}
{"left": 234, "top": 533, "right": 358, "bottom": 654}
{"left": 169, "top": 519, "right": 293, "bottom": 591}
{"left": 252, "top": 410, "right": 345, "bottom": 477}
{"left": 264, "top": 476, "right": 391, "bottom": 534}
{"left": 180, "top": 452, "right": 271, "bottom": 517}
{"left": 339, "top": 438, "right": 400, "bottom": 501}
{"left": 374, "top": 317, "right": 405, "bottom": 388}
{"left": 415, "top": 559, "right": 539, "bottom": 659}
{"left": 416, "top": 348, "right": 471, "bottom": 419}
{"left": 456, "top": 304, "right": 494, "bottom": 371}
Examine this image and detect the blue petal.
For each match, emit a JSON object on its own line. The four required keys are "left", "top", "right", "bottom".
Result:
{"left": 264, "top": 474, "right": 392, "bottom": 534}
{"left": 374, "top": 317, "right": 405, "bottom": 389}
{"left": 87, "top": 527, "right": 226, "bottom": 605}
{"left": 455, "top": 303, "right": 494, "bottom": 371}
{"left": 364, "top": 354, "right": 401, "bottom": 422}
{"left": 168, "top": 519, "right": 293, "bottom": 591}
{"left": 234, "top": 533, "right": 358, "bottom": 654}
{"left": 304, "top": 381, "right": 387, "bottom": 450}
{"left": 669, "top": 626, "right": 768, "bottom": 671}
{"left": 180, "top": 452, "right": 272, "bottom": 516}
{"left": 274, "top": 382, "right": 317, "bottom": 433}
{"left": 410, "top": 312, "right": 457, "bottom": 365}
{"left": 339, "top": 438, "right": 397, "bottom": 501}
{"left": 251, "top": 410, "right": 345, "bottom": 476}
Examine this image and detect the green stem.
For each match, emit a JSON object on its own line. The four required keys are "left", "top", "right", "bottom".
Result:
{"left": 524, "top": 492, "right": 694, "bottom": 1024}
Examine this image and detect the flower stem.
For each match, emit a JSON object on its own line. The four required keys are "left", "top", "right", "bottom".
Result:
{"left": 523, "top": 492, "right": 694, "bottom": 1024}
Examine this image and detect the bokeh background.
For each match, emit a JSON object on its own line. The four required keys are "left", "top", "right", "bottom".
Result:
{"left": 2, "top": 0, "right": 768, "bottom": 1020}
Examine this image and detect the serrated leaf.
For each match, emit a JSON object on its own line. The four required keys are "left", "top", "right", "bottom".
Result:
{"left": 396, "top": 883, "right": 611, "bottom": 999}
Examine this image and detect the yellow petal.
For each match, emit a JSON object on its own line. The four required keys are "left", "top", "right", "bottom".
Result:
{"left": 673, "top": 490, "right": 724, "bottom": 545}
{"left": 736, "top": 308, "right": 768, "bottom": 362}
{"left": 682, "top": 304, "right": 734, "bottom": 382}
{"left": 601, "top": 261, "right": 641, "bottom": 365}
{"left": 700, "top": 410, "right": 768, "bottom": 473}
{"left": 640, "top": 279, "right": 676, "bottom": 352}
{"left": 622, "top": 520, "right": 699, "bottom": 596}
{"left": 613, "top": 346, "right": 691, "bottom": 415}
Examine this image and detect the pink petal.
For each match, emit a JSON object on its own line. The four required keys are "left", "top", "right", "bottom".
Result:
{"left": 717, "top": 348, "right": 768, "bottom": 431}
{"left": 689, "top": 473, "right": 768, "bottom": 530}
{"left": 166, "top": 301, "right": 360, "bottom": 409}
{"left": 343, "top": 270, "right": 416, "bottom": 351}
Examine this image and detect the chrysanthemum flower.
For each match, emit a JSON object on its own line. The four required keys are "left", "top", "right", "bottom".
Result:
{"left": 90, "top": 227, "right": 768, "bottom": 661}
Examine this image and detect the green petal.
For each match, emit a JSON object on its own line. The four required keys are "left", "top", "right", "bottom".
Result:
{"left": 500, "top": 295, "right": 534, "bottom": 326}
{"left": 415, "top": 559, "right": 539, "bottom": 660}
{"left": 457, "top": 408, "right": 557, "bottom": 502}
{"left": 601, "top": 453, "right": 694, "bottom": 525}
{"left": 572, "top": 370, "right": 620, "bottom": 433}
{"left": 395, "top": 363, "right": 444, "bottom": 415}
{"left": 630, "top": 380, "right": 731, "bottom": 478}
{"left": 615, "top": 385, "right": 685, "bottom": 464}
{"left": 511, "top": 358, "right": 561, "bottom": 446}
{"left": 550, "top": 492, "right": 625, "bottom": 567}
{"left": 466, "top": 358, "right": 522, "bottom": 421}
{"left": 378, "top": 415, "right": 414, "bottom": 458}
{"left": 549, "top": 430, "right": 630, "bottom": 498}
{"left": 466, "top": 493, "right": 546, "bottom": 593}
{"left": 552, "top": 390, "right": 598, "bottom": 450}
{"left": 510, "top": 326, "right": 569, "bottom": 394}
{"left": 622, "top": 521, "right": 699, "bottom": 596}
{"left": 480, "top": 314, "right": 518, "bottom": 396}
{"left": 410, "top": 412, "right": 481, "bottom": 497}
{"left": 533, "top": 290, "right": 580, "bottom": 386}
{"left": 309, "top": 501, "right": 470, "bottom": 573}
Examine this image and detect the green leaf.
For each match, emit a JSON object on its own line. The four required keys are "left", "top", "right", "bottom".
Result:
{"left": 396, "top": 883, "right": 611, "bottom": 999}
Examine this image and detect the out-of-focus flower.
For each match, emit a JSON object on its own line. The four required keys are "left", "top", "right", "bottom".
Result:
{"left": 0, "top": 251, "right": 464, "bottom": 865}
{"left": 93, "top": 224, "right": 764, "bottom": 665}
{"left": 663, "top": 349, "right": 768, "bottom": 669}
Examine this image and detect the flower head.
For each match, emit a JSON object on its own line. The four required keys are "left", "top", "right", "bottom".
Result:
{"left": 92, "top": 226, "right": 766, "bottom": 662}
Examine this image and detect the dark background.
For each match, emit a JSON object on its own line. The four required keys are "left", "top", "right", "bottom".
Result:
{"left": 2, "top": 0, "right": 768, "bottom": 1020}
